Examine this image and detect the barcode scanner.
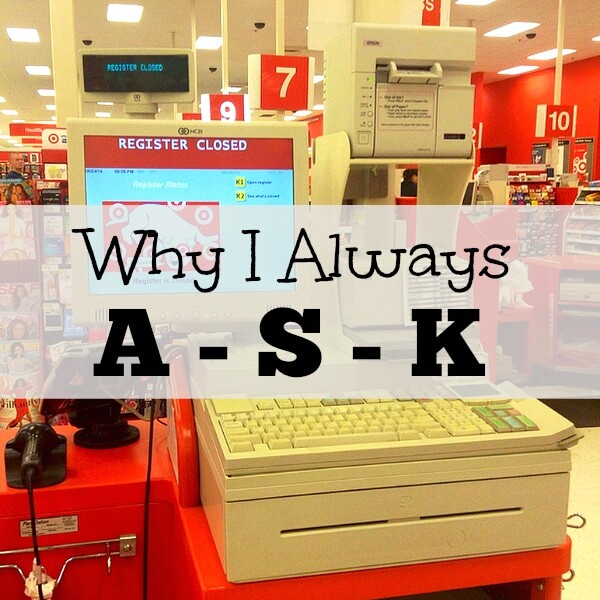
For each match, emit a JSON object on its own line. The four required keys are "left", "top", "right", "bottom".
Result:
{"left": 5, "top": 423, "right": 67, "bottom": 489}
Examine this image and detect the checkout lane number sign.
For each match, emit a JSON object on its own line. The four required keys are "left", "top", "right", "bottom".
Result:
{"left": 248, "top": 54, "right": 315, "bottom": 112}
{"left": 535, "top": 104, "right": 578, "bottom": 138}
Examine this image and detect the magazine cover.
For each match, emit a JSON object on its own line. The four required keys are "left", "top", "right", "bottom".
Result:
{"left": 0, "top": 202, "right": 36, "bottom": 261}
{"left": 0, "top": 283, "right": 42, "bottom": 428}
{"left": 1, "top": 179, "right": 35, "bottom": 204}
{"left": 0, "top": 398, "right": 42, "bottom": 429}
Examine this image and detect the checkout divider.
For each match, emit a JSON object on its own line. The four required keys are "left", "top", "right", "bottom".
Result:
{"left": 0, "top": 388, "right": 574, "bottom": 600}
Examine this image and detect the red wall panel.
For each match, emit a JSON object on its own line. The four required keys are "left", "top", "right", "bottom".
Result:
{"left": 482, "top": 56, "right": 600, "bottom": 179}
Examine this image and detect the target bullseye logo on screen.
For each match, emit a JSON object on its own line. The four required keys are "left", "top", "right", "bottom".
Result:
{"left": 48, "top": 132, "right": 60, "bottom": 144}
{"left": 102, "top": 200, "right": 220, "bottom": 274}
{"left": 167, "top": 200, "right": 186, "bottom": 212}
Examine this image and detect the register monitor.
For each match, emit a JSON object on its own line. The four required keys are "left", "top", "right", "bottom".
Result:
{"left": 66, "top": 118, "right": 309, "bottom": 329}
{"left": 324, "top": 24, "right": 476, "bottom": 158}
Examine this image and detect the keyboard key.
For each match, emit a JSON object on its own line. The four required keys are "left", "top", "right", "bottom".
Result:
{"left": 257, "top": 400, "right": 276, "bottom": 410}
{"left": 446, "top": 424, "right": 481, "bottom": 436}
{"left": 487, "top": 417, "right": 511, "bottom": 433}
{"left": 515, "top": 415, "right": 539, "bottom": 431}
{"left": 398, "top": 430, "right": 421, "bottom": 441}
{"left": 229, "top": 441, "right": 254, "bottom": 452}
{"left": 293, "top": 432, "right": 397, "bottom": 448}
{"left": 503, "top": 416, "right": 527, "bottom": 431}
{"left": 472, "top": 406, "right": 495, "bottom": 419}
{"left": 212, "top": 397, "right": 253, "bottom": 414}
{"left": 268, "top": 439, "right": 293, "bottom": 450}
{"left": 424, "top": 428, "right": 451, "bottom": 439}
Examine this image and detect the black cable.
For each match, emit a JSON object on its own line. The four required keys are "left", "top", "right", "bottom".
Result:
{"left": 141, "top": 344, "right": 184, "bottom": 597}
{"left": 25, "top": 467, "right": 45, "bottom": 600}
{"left": 142, "top": 399, "right": 157, "bottom": 600}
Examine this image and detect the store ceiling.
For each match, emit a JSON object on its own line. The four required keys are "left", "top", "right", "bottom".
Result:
{"left": 0, "top": 0, "right": 598, "bottom": 145}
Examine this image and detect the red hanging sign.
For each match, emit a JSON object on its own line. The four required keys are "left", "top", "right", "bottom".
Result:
{"left": 248, "top": 54, "right": 314, "bottom": 112}
{"left": 535, "top": 104, "right": 578, "bottom": 138}
{"left": 200, "top": 94, "right": 247, "bottom": 122}
{"left": 9, "top": 123, "right": 55, "bottom": 137}
{"left": 422, "top": 0, "right": 442, "bottom": 26}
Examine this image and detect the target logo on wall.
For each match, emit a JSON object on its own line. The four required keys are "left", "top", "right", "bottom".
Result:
{"left": 42, "top": 128, "right": 67, "bottom": 149}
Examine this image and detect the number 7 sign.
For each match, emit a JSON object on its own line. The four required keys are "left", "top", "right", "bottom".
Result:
{"left": 248, "top": 54, "right": 315, "bottom": 111}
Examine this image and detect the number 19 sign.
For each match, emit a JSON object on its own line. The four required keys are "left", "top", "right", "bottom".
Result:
{"left": 248, "top": 54, "right": 315, "bottom": 112}
{"left": 535, "top": 104, "right": 578, "bottom": 138}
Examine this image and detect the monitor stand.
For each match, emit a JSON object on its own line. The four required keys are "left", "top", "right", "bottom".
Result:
{"left": 69, "top": 400, "right": 140, "bottom": 449}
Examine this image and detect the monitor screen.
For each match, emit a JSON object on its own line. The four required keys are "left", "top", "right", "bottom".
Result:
{"left": 66, "top": 118, "right": 309, "bottom": 330}
{"left": 82, "top": 54, "right": 190, "bottom": 93}
{"left": 78, "top": 49, "right": 195, "bottom": 104}
{"left": 445, "top": 382, "right": 507, "bottom": 399}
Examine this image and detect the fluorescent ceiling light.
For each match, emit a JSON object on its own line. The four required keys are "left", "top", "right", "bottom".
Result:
{"left": 195, "top": 36, "right": 222, "bottom": 50}
{"left": 97, "top": 101, "right": 114, "bottom": 105}
{"left": 6, "top": 28, "right": 40, "bottom": 42}
{"left": 107, "top": 4, "right": 144, "bottom": 23}
{"left": 528, "top": 48, "right": 576, "bottom": 60}
{"left": 312, "top": 104, "right": 324, "bottom": 110}
{"left": 26, "top": 65, "right": 51, "bottom": 76}
{"left": 456, "top": 0, "right": 496, "bottom": 5}
{"left": 37, "top": 89, "right": 56, "bottom": 97}
{"left": 498, "top": 65, "right": 540, "bottom": 75}
{"left": 592, "top": 35, "right": 600, "bottom": 42}
{"left": 485, "top": 22, "right": 539, "bottom": 38}
{"left": 221, "top": 86, "right": 242, "bottom": 93}
{"left": 0, "top": 96, "right": 5, "bottom": 103}
{"left": 313, "top": 75, "right": 324, "bottom": 84}
{"left": 51, "top": 116, "right": 57, "bottom": 121}
{"left": 0, "top": 109, "right": 18, "bottom": 115}
{"left": 95, "top": 112, "right": 111, "bottom": 118}
{"left": 46, "top": 104, "right": 56, "bottom": 111}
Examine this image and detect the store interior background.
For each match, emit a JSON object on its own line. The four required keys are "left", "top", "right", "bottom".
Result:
{"left": 0, "top": 0, "right": 599, "bottom": 181}
{"left": 0, "top": 7, "right": 597, "bottom": 461}
{"left": 0, "top": 3, "right": 599, "bottom": 600}
{"left": 2, "top": 0, "right": 594, "bottom": 415}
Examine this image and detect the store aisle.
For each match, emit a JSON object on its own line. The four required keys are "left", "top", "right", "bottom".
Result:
{"left": 562, "top": 426, "right": 600, "bottom": 600}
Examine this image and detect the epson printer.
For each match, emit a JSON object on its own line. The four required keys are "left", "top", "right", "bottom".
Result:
{"left": 324, "top": 24, "right": 476, "bottom": 158}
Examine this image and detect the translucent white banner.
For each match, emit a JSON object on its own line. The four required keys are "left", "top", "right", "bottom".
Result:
{"left": 1, "top": 204, "right": 599, "bottom": 403}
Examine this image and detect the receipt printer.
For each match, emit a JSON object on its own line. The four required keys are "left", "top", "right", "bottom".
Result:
{"left": 324, "top": 24, "right": 476, "bottom": 158}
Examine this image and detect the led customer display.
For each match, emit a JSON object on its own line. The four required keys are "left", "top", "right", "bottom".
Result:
{"left": 82, "top": 53, "right": 190, "bottom": 93}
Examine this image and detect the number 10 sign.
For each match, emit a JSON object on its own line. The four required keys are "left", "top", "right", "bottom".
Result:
{"left": 535, "top": 104, "right": 578, "bottom": 138}
{"left": 248, "top": 54, "right": 315, "bottom": 112}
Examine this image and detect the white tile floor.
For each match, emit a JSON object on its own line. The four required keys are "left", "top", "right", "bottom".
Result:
{"left": 561, "top": 426, "right": 600, "bottom": 600}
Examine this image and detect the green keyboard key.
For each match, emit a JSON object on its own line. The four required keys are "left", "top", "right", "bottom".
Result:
{"left": 487, "top": 417, "right": 511, "bottom": 433}
{"left": 515, "top": 415, "right": 539, "bottom": 431}
{"left": 503, "top": 416, "right": 526, "bottom": 431}
{"left": 473, "top": 406, "right": 495, "bottom": 418}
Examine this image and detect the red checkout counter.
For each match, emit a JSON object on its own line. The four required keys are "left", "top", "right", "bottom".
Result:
{"left": 0, "top": 395, "right": 572, "bottom": 600}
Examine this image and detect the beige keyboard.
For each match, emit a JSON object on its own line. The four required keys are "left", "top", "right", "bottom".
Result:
{"left": 195, "top": 387, "right": 581, "bottom": 475}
